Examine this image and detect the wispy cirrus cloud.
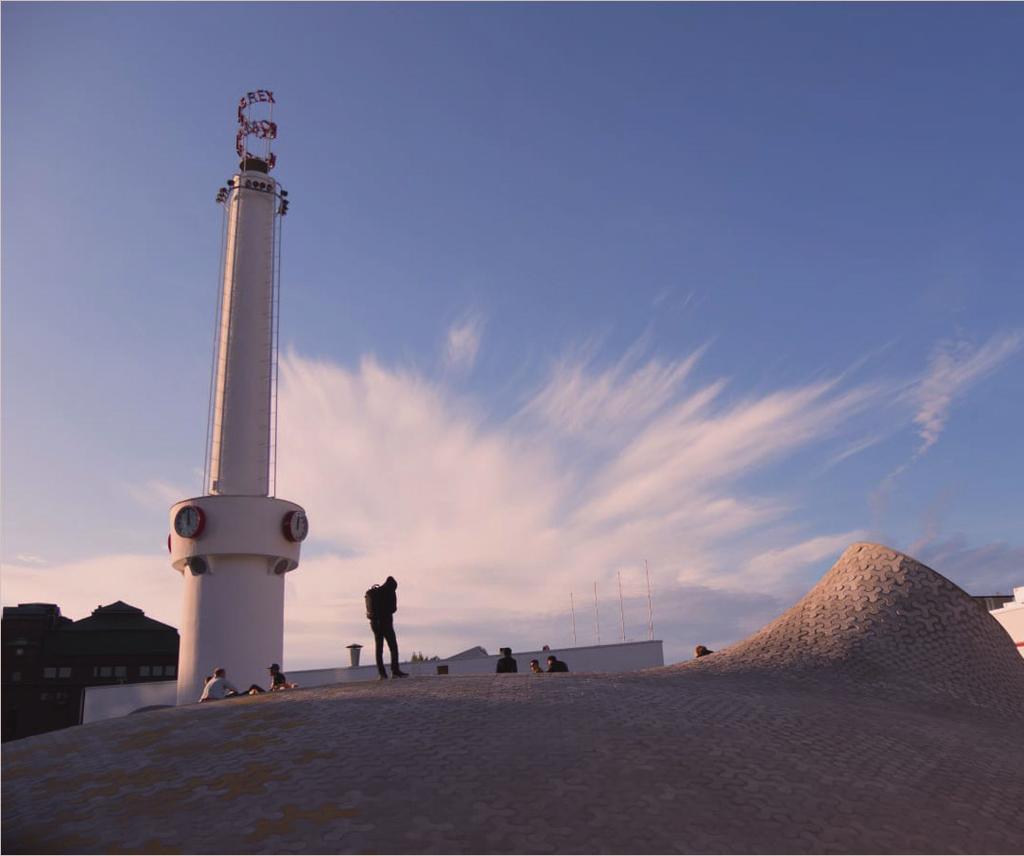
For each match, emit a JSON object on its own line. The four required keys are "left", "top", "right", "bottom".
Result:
{"left": 739, "top": 530, "right": 869, "bottom": 588}
{"left": 442, "top": 313, "right": 485, "bottom": 374}
{"left": 520, "top": 340, "right": 708, "bottom": 442}
{"left": 818, "top": 434, "right": 887, "bottom": 473}
{"left": 124, "top": 478, "right": 192, "bottom": 510}
{"left": 2, "top": 341, "right": 888, "bottom": 667}
{"left": 911, "top": 330, "right": 1023, "bottom": 455}
{"left": 12, "top": 553, "right": 48, "bottom": 566}
{"left": 272, "top": 343, "right": 886, "bottom": 666}
{"left": 12, "top": 331, "right": 1015, "bottom": 669}
{"left": 908, "top": 534, "right": 1024, "bottom": 596}
{"left": 873, "top": 329, "right": 1023, "bottom": 511}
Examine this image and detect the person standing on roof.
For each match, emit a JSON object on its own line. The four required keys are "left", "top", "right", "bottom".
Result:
{"left": 366, "top": 576, "right": 409, "bottom": 680}
{"left": 496, "top": 647, "right": 518, "bottom": 673}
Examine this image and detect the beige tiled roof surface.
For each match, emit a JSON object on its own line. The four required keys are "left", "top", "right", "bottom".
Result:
{"left": 4, "top": 543, "right": 1023, "bottom": 854}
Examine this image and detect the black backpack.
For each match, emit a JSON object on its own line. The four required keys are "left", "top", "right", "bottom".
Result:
{"left": 365, "top": 585, "right": 381, "bottom": 619}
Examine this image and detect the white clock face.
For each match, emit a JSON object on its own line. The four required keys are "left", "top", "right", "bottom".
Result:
{"left": 174, "top": 505, "right": 205, "bottom": 539}
{"left": 284, "top": 510, "right": 309, "bottom": 542}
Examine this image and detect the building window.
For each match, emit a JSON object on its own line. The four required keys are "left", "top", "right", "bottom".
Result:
{"left": 11, "top": 671, "right": 21, "bottom": 682}
{"left": 15, "top": 648, "right": 24, "bottom": 656}
{"left": 139, "top": 666, "right": 150, "bottom": 677}
{"left": 58, "top": 667, "right": 71, "bottom": 678}
{"left": 114, "top": 666, "right": 127, "bottom": 678}
{"left": 154, "top": 665, "right": 165, "bottom": 677}
{"left": 40, "top": 692, "right": 52, "bottom": 701}
{"left": 93, "top": 666, "right": 113, "bottom": 678}
{"left": 165, "top": 665, "right": 176, "bottom": 677}
{"left": 43, "top": 667, "right": 57, "bottom": 679}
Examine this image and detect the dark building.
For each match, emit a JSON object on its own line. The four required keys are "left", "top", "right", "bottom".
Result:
{"left": 2, "top": 601, "right": 179, "bottom": 742}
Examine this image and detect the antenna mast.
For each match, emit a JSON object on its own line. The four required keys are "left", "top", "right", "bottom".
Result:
{"left": 618, "top": 570, "right": 626, "bottom": 642}
{"left": 594, "top": 581, "right": 601, "bottom": 645}
{"left": 570, "top": 591, "right": 578, "bottom": 646}
{"left": 645, "top": 560, "right": 654, "bottom": 641}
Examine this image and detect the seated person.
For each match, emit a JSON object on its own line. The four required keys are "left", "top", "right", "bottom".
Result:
{"left": 199, "top": 667, "right": 242, "bottom": 702}
{"left": 267, "top": 663, "right": 290, "bottom": 691}
{"left": 546, "top": 655, "right": 569, "bottom": 673}
{"left": 694, "top": 645, "right": 714, "bottom": 658}
{"left": 231, "top": 664, "right": 293, "bottom": 695}
{"left": 529, "top": 659, "right": 543, "bottom": 674}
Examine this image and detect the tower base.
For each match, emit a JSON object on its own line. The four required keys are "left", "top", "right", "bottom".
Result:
{"left": 176, "top": 555, "right": 285, "bottom": 704}
{"left": 168, "top": 494, "right": 305, "bottom": 705}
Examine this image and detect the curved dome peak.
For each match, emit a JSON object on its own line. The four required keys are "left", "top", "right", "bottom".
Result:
{"left": 695, "top": 542, "right": 1024, "bottom": 715}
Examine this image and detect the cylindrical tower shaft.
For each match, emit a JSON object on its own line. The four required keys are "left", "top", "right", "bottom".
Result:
{"left": 208, "top": 171, "right": 277, "bottom": 497}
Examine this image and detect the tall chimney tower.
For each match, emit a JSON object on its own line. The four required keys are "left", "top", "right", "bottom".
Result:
{"left": 168, "top": 91, "right": 307, "bottom": 705}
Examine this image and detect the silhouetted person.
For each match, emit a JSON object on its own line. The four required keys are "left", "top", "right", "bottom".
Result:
{"left": 366, "top": 575, "right": 408, "bottom": 679}
{"left": 694, "top": 645, "right": 714, "bottom": 658}
{"left": 529, "top": 659, "right": 543, "bottom": 674}
{"left": 546, "top": 655, "right": 569, "bottom": 673}
{"left": 496, "top": 647, "right": 518, "bottom": 673}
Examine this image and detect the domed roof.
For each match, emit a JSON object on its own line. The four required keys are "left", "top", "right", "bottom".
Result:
{"left": 3, "top": 543, "right": 1022, "bottom": 854}
{"left": 680, "top": 543, "right": 1024, "bottom": 716}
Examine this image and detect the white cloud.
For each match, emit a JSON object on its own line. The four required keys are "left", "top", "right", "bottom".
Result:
{"left": 872, "top": 329, "right": 1023, "bottom": 514}
{"left": 820, "top": 434, "right": 886, "bottom": 471}
{"left": 1, "top": 554, "right": 181, "bottom": 626}
{"left": 739, "top": 530, "right": 869, "bottom": 588}
{"left": 521, "top": 342, "right": 707, "bottom": 442}
{"left": 907, "top": 534, "right": 1024, "bottom": 596}
{"left": 16, "top": 335, "right": 987, "bottom": 670}
{"left": 912, "top": 330, "right": 1023, "bottom": 455}
{"left": 12, "top": 554, "right": 47, "bottom": 565}
{"left": 271, "top": 347, "right": 885, "bottom": 666}
{"left": 442, "top": 313, "right": 484, "bottom": 374}
{"left": 124, "top": 479, "right": 191, "bottom": 510}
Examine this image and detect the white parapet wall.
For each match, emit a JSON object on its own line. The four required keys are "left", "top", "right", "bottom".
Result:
{"left": 289, "top": 639, "right": 665, "bottom": 686}
{"left": 990, "top": 586, "right": 1024, "bottom": 659}
{"left": 422, "top": 640, "right": 665, "bottom": 677}
{"left": 82, "top": 639, "right": 665, "bottom": 724}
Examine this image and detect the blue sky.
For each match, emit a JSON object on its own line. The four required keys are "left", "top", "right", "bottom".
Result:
{"left": 3, "top": 4, "right": 1022, "bottom": 667}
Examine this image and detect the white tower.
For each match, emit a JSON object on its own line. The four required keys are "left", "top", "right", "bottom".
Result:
{"left": 169, "top": 91, "right": 307, "bottom": 705}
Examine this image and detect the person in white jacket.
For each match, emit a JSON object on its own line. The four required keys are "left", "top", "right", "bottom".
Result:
{"left": 199, "top": 667, "right": 241, "bottom": 702}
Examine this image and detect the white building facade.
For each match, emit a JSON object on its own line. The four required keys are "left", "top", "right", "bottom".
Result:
{"left": 990, "top": 586, "right": 1024, "bottom": 659}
